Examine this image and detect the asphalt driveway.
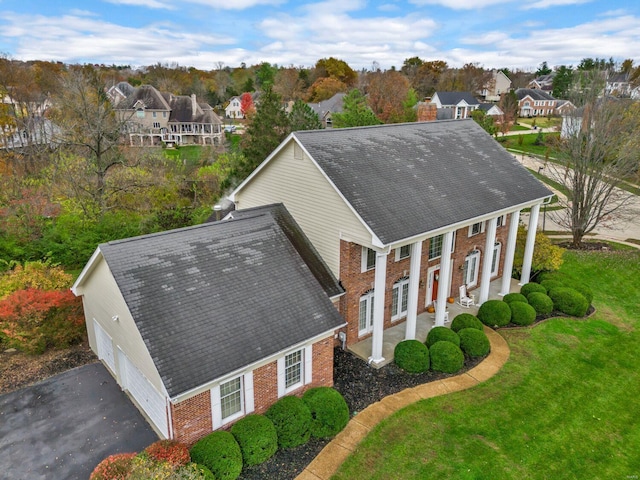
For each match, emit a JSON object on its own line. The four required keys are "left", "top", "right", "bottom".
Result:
{"left": 0, "top": 362, "right": 158, "bottom": 480}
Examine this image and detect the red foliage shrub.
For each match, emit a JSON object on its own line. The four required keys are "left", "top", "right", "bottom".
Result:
{"left": 89, "top": 453, "right": 136, "bottom": 480}
{"left": 0, "top": 288, "right": 85, "bottom": 354}
{"left": 144, "top": 439, "right": 191, "bottom": 467}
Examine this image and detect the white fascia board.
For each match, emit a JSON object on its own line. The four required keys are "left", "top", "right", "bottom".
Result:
{"left": 170, "top": 326, "right": 343, "bottom": 403}
{"left": 229, "top": 132, "right": 297, "bottom": 202}
{"left": 384, "top": 197, "right": 552, "bottom": 250}
{"left": 70, "top": 247, "right": 102, "bottom": 296}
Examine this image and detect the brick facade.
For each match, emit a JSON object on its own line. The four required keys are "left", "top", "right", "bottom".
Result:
{"left": 338, "top": 217, "right": 510, "bottom": 348}
{"left": 170, "top": 336, "right": 335, "bottom": 445}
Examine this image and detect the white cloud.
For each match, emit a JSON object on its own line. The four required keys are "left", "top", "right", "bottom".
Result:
{"left": 408, "top": 0, "right": 513, "bottom": 9}
{"left": 521, "top": 0, "right": 592, "bottom": 10}
{"left": 181, "top": 0, "right": 288, "bottom": 9}
{"left": 103, "top": 0, "right": 174, "bottom": 9}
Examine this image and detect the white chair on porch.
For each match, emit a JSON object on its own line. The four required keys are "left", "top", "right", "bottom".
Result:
{"left": 458, "top": 284, "right": 475, "bottom": 308}
{"left": 431, "top": 300, "right": 450, "bottom": 323}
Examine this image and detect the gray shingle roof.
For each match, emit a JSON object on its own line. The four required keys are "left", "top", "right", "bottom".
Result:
{"left": 515, "top": 88, "right": 556, "bottom": 101}
{"left": 293, "top": 120, "right": 552, "bottom": 245}
{"left": 433, "top": 91, "right": 480, "bottom": 106}
{"left": 307, "top": 93, "right": 346, "bottom": 118}
{"left": 99, "top": 205, "right": 345, "bottom": 398}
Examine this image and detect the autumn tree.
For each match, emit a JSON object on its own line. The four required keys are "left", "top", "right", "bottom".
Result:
{"left": 288, "top": 100, "right": 321, "bottom": 131}
{"left": 498, "top": 90, "right": 518, "bottom": 135}
{"left": 240, "top": 92, "right": 255, "bottom": 117}
{"left": 306, "top": 76, "right": 348, "bottom": 102}
{"left": 547, "top": 74, "right": 640, "bottom": 247}
{"left": 273, "top": 67, "right": 306, "bottom": 101}
{"left": 366, "top": 70, "right": 412, "bottom": 123}
{"left": 313, "top": 57, "right": 357, "bottom": 87}
{"left": 513, "top": 226, "right": 564, "bottom": 278}
{"left": 331, "top": 89, "right": 381, "bottom": 128}
{"left": 411, "top": 60, "right": 448, "bottom": 98}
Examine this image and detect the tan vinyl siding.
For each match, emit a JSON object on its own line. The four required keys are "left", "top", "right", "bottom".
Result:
{"left": 236, "top": 141, "right": 372, "bottom": 276}
{"left": 80, "top": 255, "right": 165, "bottom": 394}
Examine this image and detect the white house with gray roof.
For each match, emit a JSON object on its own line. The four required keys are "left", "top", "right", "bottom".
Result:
{"left": 72, "top": 204, "right": 345, "bottom": 443}
{"left": 231, "top": 120, "right": 553, "bottom": 365}
{"left": 430, "top": 91, "right": 481, "bottom": 119}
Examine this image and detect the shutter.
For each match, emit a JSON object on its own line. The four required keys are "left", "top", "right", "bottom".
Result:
{"left": 304, "top": 346, "right": 313, "bottom": 385}
{"left": 244, "top": 372, "right": 254, "bottom": 414}
{"left": 277, "top": 356, "right": 285, "bottom": 398}
{"left": 211, "top": 385, "right": 222, "bottom": 429}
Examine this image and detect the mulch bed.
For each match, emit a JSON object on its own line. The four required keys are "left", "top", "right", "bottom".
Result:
{"left": 239, "top": 347, "right": 484, "bottom": 480}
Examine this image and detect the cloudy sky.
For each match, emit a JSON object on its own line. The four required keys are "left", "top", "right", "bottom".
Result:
{"left": 0, "top": 0, "right": 638, "bottom": 71}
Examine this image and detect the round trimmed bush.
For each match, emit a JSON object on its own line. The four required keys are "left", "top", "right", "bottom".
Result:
{"left": 394, "top": 340, "right": 430, "bottom": 373}
{"left": 190, "top": 431, "right": 242, "bottom": 480}
{"left": 477, "top": 300, "right": 511, "bottom": 327}
{"left": 540, "top": 279, "right": 563, "bottom": 293}
{"left": 90, "top": 453, "right": 136, "bottom": 480}
{"left": 548, "top": 287, "right": 589, "bottom": 317}
{"left": 458, "top": 328, "right": 490, "bottom": 357}
{"left": 175, "top": 463, "right": 216, "bottom": 479}
{"left": 230, "top": 414, "right": 278, "bottom": 466}
{"left": 571, "top": 283, "right": 593, "bottom": 305}
{"left": 537, "top": 271, "right": 569, "bottom": 283}
{"left": 527, "top": 292, "right": 554, "bottom": 315}
{"left": 509, "top": 301, "right": 537, "bottom": 326}
{"left": 302, "top": 387, "right": 350, "bottom": 438}
{"left": 520, "top": 282, "right": 547, "bottom": 297}
{"left": 451, "top": 313, "right": 483, "bottom": 333}
{"left": 430, "top": 341, "right": 465, "bottom": 374}
{"left": 143, "top": 439, "right": 190, "bottom": 467}
{"left": 503, "top": 292, "right": 528, "bottom": 304}
{"left": 265, "top": 395, "right": 312, "bottom": 449}
{"left": 426, "top": 326, "right": 460, "bottom": 347}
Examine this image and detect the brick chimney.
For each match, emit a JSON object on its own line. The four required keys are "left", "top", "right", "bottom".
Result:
{"left": 417, "top": 103, "right": 437, "bottom": 122}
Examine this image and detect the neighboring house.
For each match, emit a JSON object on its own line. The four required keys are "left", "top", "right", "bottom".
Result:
{"left": 480, "top": 70, "right": 512, "bottom": 102}
{"left": 555, "top": 99, "right": 576, "bottom": 116}
{"left": 0, "top": 116, "right": 57, "bottom": 150}
{"left": 225, "top": 95, "right": 242, "bottom": 119}
{"left": 515, "top": 88, "right": 557, "bottom": 117}
{"left": 430, "top": 92, "right": 481, "bottom": 119}
{"left": 605, "top": 72, "right": 631, "bottom": 97}
{"left": 72, "top": 204, "right": 345, "bottom": 444}
{"left": 106, "top": 81, "right": 136, "bottom": 106}
{"left": 528, "top": 73, "right": 555, "bottom": 91}
{"left": 478, "top": 103, "right": 504, "bottom": 117}
{"left": 307, "top": 92, "right": 346, "bottom": 128}
{"left": 116, "top": 84, "right": 223, "bottom": 146}
{"left": 231, "top": 120, "right": 552, "bottom": 364}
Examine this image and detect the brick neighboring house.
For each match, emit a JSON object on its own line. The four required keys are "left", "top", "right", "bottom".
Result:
{"left": 515, "top": 88, "right": 557, "bottom": 117}
{"left": 430, "top": 92, "right": 481, "bottom": 119}
{"left": 231, "top": 120, "right": 553, "bottom": 364}
{"left": 72, "top": 204, "right": 345, "bottom": 444}
{"left": 115, "top": 84, "right": 223, "bottom": 147}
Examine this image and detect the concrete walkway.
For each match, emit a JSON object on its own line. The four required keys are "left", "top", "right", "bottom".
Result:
{"left": 296, "top": 327, "right": 510, "bottom": 480}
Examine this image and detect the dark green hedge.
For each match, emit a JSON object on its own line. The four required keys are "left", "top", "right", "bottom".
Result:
{"left": 509, "top": 301, "right": 537, "bottom": 326}
{"left": 190, "top": 431, "right": 243, "bottom": 480}
{"left": 527, "top": 292, "right": 554, "bottom": 315}
{"left": 426, "top": 326, "right": 460, "bottom": 348}
{"left": 458, "top": 328, "right": 491, "bottom": 357}
{"left": 394, "top": 340, "right": 430, "bottom": 373}
{"left": 520, "top": 282, "right": 547, "bottom": 297}
{"left": 477, "top": 300, "right": 512, "bottom": 327}
{"left": 265, "top": 395, "right": 312, "bottom": 449}
{"left": 548, "top": 287, "right": 589, "bottom": 317}
{"left": 302, "top": 387, "right": 350, "bottom": 438}
{"left": 430, "top": 341, "right": 465, "bottom": 374}
{"left": 230, "top": 414, "right": 278, "bottom": 467}
{"left": 451, "top": 314, "right": 484, "bottom": 333}
{"left": 503, "top": 293, "right": 528, "bottom": 304}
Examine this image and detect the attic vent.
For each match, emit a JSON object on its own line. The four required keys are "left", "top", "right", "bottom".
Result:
{"left": 293, "top": 143, "right": 303, "bottom": 160}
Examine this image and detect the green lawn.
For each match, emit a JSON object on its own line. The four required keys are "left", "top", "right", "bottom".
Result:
{"left": 518, "top": 117, "right": 562, "bottom": 129}
{"left": 334, "top": 249, "right": 640, "bottom": 480}
{"left": 501, "top": 132, "right": 560, "bottom": 157}
{"left": 163, "top": 145, "right": 209, "bottom": 165}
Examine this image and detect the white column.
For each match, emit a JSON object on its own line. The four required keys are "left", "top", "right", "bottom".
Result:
{"left": 435, "top": 231, "right": 454, "bottom": 326}
{"left": 520, "top": 204, "right": 541, "bottom": 285}
{"left": 369, "top": 250, "right": 388, "bottom": 365}
{"left": 404, "top": 241, "right": 422, "bottom": 340}
{"left": 500, "top": 210, "right": 520, "bottom": 295}
{"left": 478, "top": 217, "right": 498, "bottom": 305}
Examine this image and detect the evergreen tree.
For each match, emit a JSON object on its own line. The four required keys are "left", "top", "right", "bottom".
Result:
{"left": 331, "top": 89, "right": 381, "bottom": 128}
{"left": 289, "top": 100, "right": 322, "bottom": 131}
{"left": 552, "top": 65, "right": 574, "bottom": 99}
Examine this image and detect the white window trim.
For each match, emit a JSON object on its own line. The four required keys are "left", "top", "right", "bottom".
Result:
{"left": 429, "top": 232, "right": 456, "bottom": 260}
{"left": 211, "top": 371, "right": 254, "bottom": 429}
{"left": 358, "top": 290, "right": 375, "bottom": 336}
{"left": 491, "top": 242, "right": 501, "bottom": 277}
{"left": 394, "top": 245, "right": 411, "bottom": 262}
{"left": 277, "top": 346, "right": 312, "bottom": 397}
{"left": 361, "top": 247, "right": 375, "bottom": 272}
{"left": 468, "top": 222, "right": 485, "bottom": 237}
{"left": 496, "top": 215, "right": 506, "bottom": 227}
{"left": 391, "top": 277, "right": 410, "bottom": 321}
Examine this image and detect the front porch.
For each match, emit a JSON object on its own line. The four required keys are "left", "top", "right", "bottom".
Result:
{"left": 349, "top": 277, "right": 519, "bottom": 367}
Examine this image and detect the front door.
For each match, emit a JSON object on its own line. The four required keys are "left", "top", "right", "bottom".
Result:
{"left": 432, "top": 269, "right": 440, "bottom": 302}
{"left": 464, "top": 250, "right": 481, "bottom": 288}
{"left": 358, "top": 290, "right": 375, "bottom": 336}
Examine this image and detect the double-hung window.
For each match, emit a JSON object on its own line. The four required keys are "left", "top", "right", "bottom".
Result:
{"left": 395, "top": 245, "right": 410, "bottom": 261}
{"left": 278, "top": 347, "right": 312, "bottom": 396}
{"left": 361, "top": 247, "right": 376, "bottom": 272}
{"left": 468, "top": 222, "right": 484, "bottom": 237}
{"left": 428, "top": 233, "right": 456, "bottom": 260}
{"left": 391, "top": 277, "right": 410, "bottom": 321}
{"left": 285, "top": 350, "right": 303, "bottom": 390}
{"left": 220, "top": 377, "right": 243, "bottom": 421}
{"left": 211, "top": 372, "right": 254, "bottom": 429}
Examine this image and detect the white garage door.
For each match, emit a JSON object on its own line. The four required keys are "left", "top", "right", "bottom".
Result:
{"left": 121, "top": 354, "right": 169, "bottom": 438}
{"left": 94, "top": 320, "right": 115, "bottom": 373}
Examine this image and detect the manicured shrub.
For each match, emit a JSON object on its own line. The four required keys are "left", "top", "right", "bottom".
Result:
{"left": 539, "top": 275, "right": 593, "bottom": 305}
{"left": 302, "top": 387, "right": 350, "bottom": 438}
{"left": 540, "top": 279, "right": 563, "bottom": 293}
{"left": 503, "top": 292, "right": 528, "bottom": 304}
{"left": 190, "top": 431, "right": 243, "bottom": 480}
{"left": 430, "top": 341, "right": 465, "bottom": 374}
{"left": 571, "top": 283, "right": 593, "bottom": 305}
{"left": 451, "top": 313, "right": 483, "bottom": 333}
{"left": 394, "top": 339, "right": 430, "bottom": 373}
{"left": 527, "top": 292, "right": 554, "bottom": 315}
{"left": 265, "top": 395, "right": 312, "bottom": 449}
{"left": 89, "top": 452, "right": 136, "bottom": 480}
{"left": 426, "top": 326, "right": 460, "bottom": 348}
{"left": 0, "top": 260, "right": 73, "bottom": 299}
{"left": 128, "top": 454, "right": 176, "bottom": 478}
{"left": 548, "top": 287, "right": 589, "bottom": 317}
{"left": 520, "top": 282, "right": 547, "bottom": 297}
{"left": 458, "top": 328, "right": 491, "bottom": 357}
{"left": 230, "top": 414, "right": 278, "bottom": 466}
{"left": 144, "top": 439, "right": 191, "bottom": 467}
{"left": 172, "top": 463, "right": 216, "bottom": 479}
{"left": 477, "top": 300, "right": 512, "bottom": 327}
{"left": 509, "top": 301, "right": 537, "bottom": 326}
